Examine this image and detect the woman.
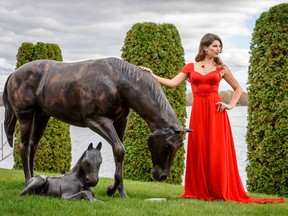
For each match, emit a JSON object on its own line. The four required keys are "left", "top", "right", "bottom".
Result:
{"left": 141, "top": 33, "right": 284, "bottom": 203}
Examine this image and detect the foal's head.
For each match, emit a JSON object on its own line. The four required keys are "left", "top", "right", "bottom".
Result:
{"left": 148, "top": 128, "right": 186, "bottom": 181}
{"left": 79, "top": 142, "right": 102, "bottom": 187}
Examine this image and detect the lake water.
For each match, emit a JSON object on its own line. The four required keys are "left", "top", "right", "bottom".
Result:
{"left": 0, "top": 106, "right": 248, "bottom": 189}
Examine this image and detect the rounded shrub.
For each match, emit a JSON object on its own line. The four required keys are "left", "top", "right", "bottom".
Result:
{"left": 246, "top": 3, "right": 288, "bottom": 197}
{"left": 121, "top": 22, "right": 187, "bottom": 184}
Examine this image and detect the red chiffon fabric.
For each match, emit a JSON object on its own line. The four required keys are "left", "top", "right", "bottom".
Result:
{"left": 179, "top": 63, "right": 284, "bottom": 203}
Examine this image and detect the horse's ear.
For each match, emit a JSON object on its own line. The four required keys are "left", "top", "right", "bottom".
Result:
{"left": 88, "top": 143, "right": 93, "bottom": 150}
{"left": 96, "top": 142, "right": 102, "bottom": 151}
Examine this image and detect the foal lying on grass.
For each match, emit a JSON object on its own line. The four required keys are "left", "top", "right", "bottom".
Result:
{"left": 19, "top": 142, "right": 102, "bottom": 202}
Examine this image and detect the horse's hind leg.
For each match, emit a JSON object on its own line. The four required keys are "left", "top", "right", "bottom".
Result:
{"left": 28, "top": 112, "right": 50, "bottom": 178}
{"left": 19, "top": 176, "right": 47, "bottom": 196}
{"left": 19, "top": 110, "right": 50, "bottom": 182}
{"left": 18, "top": 111, "right": 35, "bottom": 182}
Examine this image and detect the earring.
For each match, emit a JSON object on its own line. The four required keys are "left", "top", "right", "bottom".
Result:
{"left": 204, "top": 50, "right": 207, "bottom": 56}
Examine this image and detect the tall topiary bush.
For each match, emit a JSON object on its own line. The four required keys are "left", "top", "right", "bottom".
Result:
{"left": 13, "top": 42, "right": 72, "bottom": 174}
{"left": 121, "top": 22, "right": 186, "bottom": 184}
{"left": 246, "top": 3, "right": 288, "bottom": 197}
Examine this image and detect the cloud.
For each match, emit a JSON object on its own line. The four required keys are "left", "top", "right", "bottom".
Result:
{"left": 0, "top": 58, "right": 15, "bottom": 71}
{"left": 0, "top": 0, "right": 286, "bottom": 93}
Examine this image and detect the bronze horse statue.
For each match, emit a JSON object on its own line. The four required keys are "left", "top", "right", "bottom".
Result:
{"left": 3, "top": 57, "right": 189, "bottom": 198}
{"left": 19, "top": 142, "right": 102, "bottom": 202}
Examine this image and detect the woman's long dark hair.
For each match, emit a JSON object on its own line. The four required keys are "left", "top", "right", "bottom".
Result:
{"left": 195, "top": 33, "right": 224, "bottom": 67}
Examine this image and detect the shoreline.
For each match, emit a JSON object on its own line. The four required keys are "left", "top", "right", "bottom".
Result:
{"left": 0, "top": 106, "right": 248, "bottom": 190}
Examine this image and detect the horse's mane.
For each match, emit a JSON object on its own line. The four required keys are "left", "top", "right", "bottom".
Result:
{"left": 108, "top": 58, "right": 181, "bottom": 125}
{"left": 66, "top": 149, "right": 87, "bottom": 174}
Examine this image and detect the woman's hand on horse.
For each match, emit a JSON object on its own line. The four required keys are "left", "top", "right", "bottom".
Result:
{"left": 140, "top": 66, "right": 153, "bottom": 74}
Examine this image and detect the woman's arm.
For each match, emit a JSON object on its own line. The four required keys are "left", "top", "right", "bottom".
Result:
{"left": 140, "top": 66, "right": 188, "bottom": 88}
{"left": 216, "top": 67, "right": 243, "bottom": 112}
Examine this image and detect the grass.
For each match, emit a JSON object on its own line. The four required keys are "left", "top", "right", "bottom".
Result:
{"left": 0, "top": 168, "right": 287, "bottom": 216}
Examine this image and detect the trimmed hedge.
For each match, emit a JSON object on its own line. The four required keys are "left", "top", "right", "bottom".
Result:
{"left": 13, "top": 42, "right": 72, "bottom": 174}
{"left": 246, "top": 3, "right": 288, "bottom": 197}
{"left": 121, "top": 22, "right": 187, "bottom": 184}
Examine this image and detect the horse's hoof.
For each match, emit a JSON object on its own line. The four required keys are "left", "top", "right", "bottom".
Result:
{"left": 90, "top": 198, "right": 97, "bottom": 202}
{"left": 120, "top": 193, "right": 129, "bottom": 199}
{"left": 90, "top": 198, "right": 104, "bottom": 203}
{"left": 106, "top": 185, "right": 116, "bottom": 196}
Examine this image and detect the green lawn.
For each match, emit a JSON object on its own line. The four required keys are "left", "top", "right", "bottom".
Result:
{"left": 0, "top": 168, "right": 286, "bottom": 216}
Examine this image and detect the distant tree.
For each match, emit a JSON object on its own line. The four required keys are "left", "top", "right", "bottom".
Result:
{"left": 186, "top": 93, "right": 193, "bottom": 106}
{"left": 238, "top": 92, "right": 248, "bottom": 106}
{"left": 121, "top": 22, "right": 186, "bottom": 184}
{"left": 246, "top": 3, "right": 288, "bottom": 197}
{"left": 219, "top": 90, "right": 233, "bottom": 104}
{"left": 13, "top": 42, "right": 71, "bottom": 174}
{"left": 219, "top": 90, "right": 248, "bottom": 106}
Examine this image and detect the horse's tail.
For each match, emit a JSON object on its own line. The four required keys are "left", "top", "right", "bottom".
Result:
{"left": 2, "top": 74, "right": 17, "bottom": 147}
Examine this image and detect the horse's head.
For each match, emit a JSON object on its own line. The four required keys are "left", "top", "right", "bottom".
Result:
{"left": 148, "top": 127, "right": 191, "bottom": 181}
{"left": 80, "top": 142, "right": 102, "bottom": 187}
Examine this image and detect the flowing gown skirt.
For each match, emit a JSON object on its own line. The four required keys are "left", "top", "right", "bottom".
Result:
{"left": 180, "top": 93, "right": 284, "bottom": 203}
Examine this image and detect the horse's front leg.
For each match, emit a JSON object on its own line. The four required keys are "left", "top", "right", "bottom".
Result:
{"left": 61, "top": 190, "right": 103, "bottom": 202}
{"left": 106, "top": 144, "right": 127, "bottom": 197}
{"left": 112, "top": 118, "right": 128, "bottom": 197}
{"left": 87, "top": 117, "right": 128, "bottom": 198}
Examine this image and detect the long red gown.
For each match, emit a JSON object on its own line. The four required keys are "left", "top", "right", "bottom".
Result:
{"left": 179, "top": 63, "right": 284, "bottom": 203}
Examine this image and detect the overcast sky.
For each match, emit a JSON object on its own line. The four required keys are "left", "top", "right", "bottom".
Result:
{"left": 0, "top": 0, "right": 286, "bottom": 91}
